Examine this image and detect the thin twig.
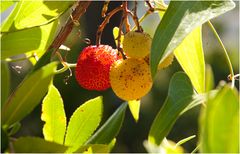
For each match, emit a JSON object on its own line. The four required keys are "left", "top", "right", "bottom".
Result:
{"left": 49, "top": 1, "right": 91, "bottom": 56}
{"left": 123, "top": 1, "right": 130, "bottom": 32}
{"left": 96, "top": 6, "right": 123, "bottom": 45}
{"left": 101, "top": 0, "right": 110, "bottom": 17}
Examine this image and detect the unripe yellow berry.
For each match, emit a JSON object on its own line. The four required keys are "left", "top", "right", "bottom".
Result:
{"left": 123, "top": 31, "right": 152, "bottom": 58}
{"left": 110, "top": 58, "right": 152, "bottom": 101}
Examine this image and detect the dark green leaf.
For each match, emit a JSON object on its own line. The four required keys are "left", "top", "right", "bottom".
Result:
{"left": 151, "top": 1, "right": 235, "bottom": 78}
{"left": 8, "top": 122, "right": 21, "bottom": 136}
{"left": 12, "top": 137, "right": 68, "bottom": 153}
{"left": 1, "top": 20, "right": 58, "bottom": 59}
{"left": 148, "top": 72, "right": 194, "bottom": 145}
{"left": 1, "top": 1, "right": 15, "bottom": 13}
{"left": 199, "top": 85, "right": 239, "bottom": 153}
{"left": 74, "top": 144, "right": 110, "bottom": 153}
{"left": 86, "top": 103, "right": 127, "bottom": 144}
{"left": 41, "top": 84, "right": 66, "bottom": 144}
{"left": 1, "top": 62, "right": 58, "bottom": 127}
{"left": 1, "top": 1, "right": 73, "bottom": 32}
{"left": 1, "top": 128, "right": 9, "bottom": 153}
{"left": 64, "top": 96, "right": 103, "bottom": 152}
{"left": 174, "top": 27, "right": 205, "bottom": 93}
{"left": 1, "top": 62, "right": 10, "bottom": 106}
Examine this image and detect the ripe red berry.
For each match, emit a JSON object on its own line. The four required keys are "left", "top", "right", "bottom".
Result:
{"left": 75, "top": 45, "right": 119, "bottom": 91}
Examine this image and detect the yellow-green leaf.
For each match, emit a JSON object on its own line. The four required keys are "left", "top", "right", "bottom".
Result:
{"left": 205, "top": 64, "right": 215, "bottom": 92}
{"left": 1, "top": 62, "right": 58, "bottom": 126}
{"left": 41, "top": 84, "right": 66, "bottom": 144}
{"left": 128, "top": 100, "right": 140, "bottom": 122}
{"left": 199, "top": 85, "right": 239, "bottom": 153}
{"left": 1, "top": 1, "right": 15, "bottom": 13}
{"left": 13, "top": 137, "right": 68, "bottom": 153}
{"left": 64, "top": 97, "right": 103, "bottom": 152}
{"left": 113, "top": 27, "right": 124, "bottom": 47}
{"left": 174, "top": 27, "right": 205, "bottom": 93}
{"left": 74, "top": 144, "right": 110, "bottom": 153}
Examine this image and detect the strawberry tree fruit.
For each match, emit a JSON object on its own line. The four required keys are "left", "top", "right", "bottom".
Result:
{"left": 110, "top": 58, "right": 152, "bottom": 101}
{"left": 123, "top": 31, "right": 152, "bottom": 58}
{"left": 75, "top": 45, "right": 119, "bottom": 91}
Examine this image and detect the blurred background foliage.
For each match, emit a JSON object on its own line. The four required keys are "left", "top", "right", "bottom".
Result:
{"left": 2, "top": 1, "right": 239, "bottom": 152}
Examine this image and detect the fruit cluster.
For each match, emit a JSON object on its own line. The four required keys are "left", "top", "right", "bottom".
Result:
{"left": 75, "top": 31, "right": 173, "bottom": 101}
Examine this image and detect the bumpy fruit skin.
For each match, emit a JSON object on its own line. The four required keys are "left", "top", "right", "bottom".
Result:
{"left": 110, "top": 58, "right": 152, "bottom": 101}
{"left": 158, "top": 53, "right": 174, "bottom": 69}
{"left": 123, "top": 31, "right": 152, "bottom": 58}
{"left": 75, "top": 45, "right": 119, "bottom": 91}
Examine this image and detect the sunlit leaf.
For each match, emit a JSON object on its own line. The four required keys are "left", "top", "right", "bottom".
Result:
{"left": 199, "top": 85, "right": 239, "bottom": 153}
{"left": 1, "top": 1, "right": 73, "bottom": 32}
{"left": 12, "top": 137, "right": 68, "bottom": 153}
{"left": 1, "top": 1, "right": 15, "bottom": 13}
{"left": 41, "top": 84, "right": 66, "bottom": 144}
{"left": 1, "top": 62, "right": 10, "bottom": 106}
{"left": 148, "top": 72, "right": 194, "bottom": 145}
{"left": 205, "top": 64, "right": 215, "bottom": 92}
{"left": 128, "top": 100, "right": 140, "bottom": 122}
{"left": 1, "top": 62, "right": 58, "bottom": 127}
{"left": 86, "top": 103, "right": 127, "bottom": 144}
{"left": 151, "top": 1, "right": 235, "bottom": 78}
{"left": 1, "top": 20, "right": 58, "bottom": 59}
{"left": 113, "top": 27, "right": 124, "bottom": 47}
{"left": 64, "top": 97, "right": 103, "bottom": 152}
{"left": 75, "top": 144, "right": 110, "bottom": 153}
{"left": 174, "top": 27, "right": 205, "bottom": 93}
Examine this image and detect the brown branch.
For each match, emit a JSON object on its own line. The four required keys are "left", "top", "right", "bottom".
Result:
{"left": 101, "top": 0, "right": 110, "bottom": 17}
{"left": 145, "top": 0, "right": 155, "bottom": 12}
{"left": 49, "top": 1, "right": 91, "bottom": 56}
{"left": 123, "top": 1, "right": 130, "bottom": 32}
{"left": 96, "top": 6, "right": 123, "bottom": 45}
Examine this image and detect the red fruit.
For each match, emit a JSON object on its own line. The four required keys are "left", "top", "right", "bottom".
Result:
{"left": 75, "top": 45, "right": 119, "bottom": 91}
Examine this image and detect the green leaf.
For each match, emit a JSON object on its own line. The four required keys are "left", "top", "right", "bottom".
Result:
{"left": 12, "top": 137, "right": 68, "bottom": 153}
{"left": 1, "top": 62, "right": 10, "bottom": 106}
{"left": 113, "top": 27, "right": 124, "bottom": 47}
{"left": 199, "top": 85, "right": 239, "bottom": 153}
{"left": 1, "top": 1, "right": 15, "bottom": 13}
{"left": 175, "top": 135, "right": 196, "bottom": 147}
{"left": 205, "top": 64, "right": 215, "bottom": 92}
{"left": 128, "top": 100, "right": 140, "bottom": 122}
{"left": 1, "top": 62, "right": 58, "bottom": 127}
{"left": 1, "top": 128, "right": 9, "bottom": 152}
{"left": 1, "top": 20, "right": 58, "bottom": 59}
{"left": 1, "top": 1, "right": 73, "bottom": 32}
{"left": 75, "top": 144, "right": 110, "bottom": 153}
{"left": 41, "top": 84, "right": 66, "bottom": 144}
{"left": 86, "top": 103, "right": 127, "bottom": 144}
{"left": 150, "top": 1, "right": 235, "bottom": 78}
{"left": 174, "top": 27, "right": 205, "bottom": 93}
{"left": 64, "top": 96, "right": 103, "bottom": 152}
{"left": 148, "top": 72, "right": 194, "bottom": 145}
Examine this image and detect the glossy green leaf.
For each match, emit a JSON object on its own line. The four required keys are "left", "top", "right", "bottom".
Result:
{"left": 12, "top": 137, "right": 68, "bottom": 153}
{"left": 199, "top": 85, "right": 239, "bottom": 153}
{"left": 1, "top": 1, "right": 15, "bottom": 13}
{"left": 148, "top": 72, "right": 194, "bottom": 145}
{"left": 205, "top": 64, "right": 215, "bottom": 92}
{"left": 151, "top": 1, "right": 235, "bottom": 78}
{"left": 41, "top": 84, "right": 66, "bottom": 144}
{"left": 75, "top": 144, "right": 110, "bottom": 153}
{"left": 1, "top": 62, "right": 58, "bottom": 126}
{"left": 1, "top": 1, "right": 73, "bottom": 32}
{"left": 128, "top": 100, "right": 140, "bottom": 122}
{"left": 86, "top": 103, "right": 127, "bottom": 144}
{"left": 1, "top": 20, "right": 58, "bottom": 59}
{"left": 64, "top": 97, "right": 103, "bottom": 152}
{"left": 1, "top": 62, "right": 10, "bottom": 106}
{"left": 174, "top": 27, "right": 205, "bottom": 93}
{"left": 113, "top": 27, "right": 124, "bottom": 47}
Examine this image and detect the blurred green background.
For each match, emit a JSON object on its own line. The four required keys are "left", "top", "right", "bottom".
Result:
{"left": 2, "top": 1, "right": 239, "bottom": 153}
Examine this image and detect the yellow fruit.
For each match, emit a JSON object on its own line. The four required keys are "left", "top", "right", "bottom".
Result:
{"left": 158, "top": 53, "right": 174, "bottom": 69}
{"left": 110, "top": 58, "right": 152, "bottom": 101}
{"left": 123, "top": 31, "right": 152, "bottom": 58}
